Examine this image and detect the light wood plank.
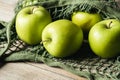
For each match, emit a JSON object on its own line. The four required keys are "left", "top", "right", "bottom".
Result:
{"left": 0, "top": 0, "right": 18, "bottom": 22}
{"left": 0, "top": 62, "right": 86, "bottom": 80}
{"left": 26, "top": 62, "right": 86, "bottom": 80}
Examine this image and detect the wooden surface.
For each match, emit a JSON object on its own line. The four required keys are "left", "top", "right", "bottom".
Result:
{"left": 0, "top": 0, "right": 86, "bottom": 80}
{"left": 0, "top": 62, "right": 86, "bottom": 80}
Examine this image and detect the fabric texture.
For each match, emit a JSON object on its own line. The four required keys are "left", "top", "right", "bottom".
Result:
{"left": 0, "top": 0, "right": 120, "bottom": 80}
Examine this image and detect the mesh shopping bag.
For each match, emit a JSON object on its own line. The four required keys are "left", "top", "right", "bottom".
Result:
{"left": 0, "top": 0, "right": 120, "bottom": 80}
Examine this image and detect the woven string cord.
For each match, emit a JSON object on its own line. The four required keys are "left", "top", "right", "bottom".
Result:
{"left": 41, "top": 43, "right": 120, "bottom": 80}
{"left": 15, "top": 0, "right": 120, "bottom": 20}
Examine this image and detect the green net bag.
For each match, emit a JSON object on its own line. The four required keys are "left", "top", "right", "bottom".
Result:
{"left": 0, "top": 0, "right": 120, "bottom": 80}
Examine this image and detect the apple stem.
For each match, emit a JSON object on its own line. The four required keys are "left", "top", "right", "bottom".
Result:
{"left": 32, "top": 6, "right": 39, "bottom": 14}
{"left": 108, "top": 21, "right": 112, "bottom": 29}
{"left": 40, "top": 39, "right": 51, "bottom": 44}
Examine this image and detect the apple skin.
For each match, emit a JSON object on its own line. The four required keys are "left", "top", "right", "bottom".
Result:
{"left": 16, "top": 6, "right": 52, "bottom": 45}
{"left": 71, "top": 12, "right": 102, "bottom": 33}
{"left": 89, "top": 19, "right": 120, "bottom": 58}
{"left": 42, "top": 19, "right": 83, "bottom": 57}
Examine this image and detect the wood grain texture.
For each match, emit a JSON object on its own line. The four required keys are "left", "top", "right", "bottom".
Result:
{"left": 0, "top": 0, "right": 86, "bottom": 80}
{"left": 0, "top": 62, "right": 86, "bottom": 80}
{"left": 0, "top": 0, "right": 18, "bottom": 22}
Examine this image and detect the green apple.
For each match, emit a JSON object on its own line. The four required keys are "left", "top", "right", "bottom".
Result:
{"left": 16, "top": 6, "right": 52, "bottom": 45}
{"left": 42, "top": 19, "right": 83, "bottom": 57}
{"left": 89, "top": 19, "right": 120, "bottom": 58}
{"left": 71, "top": 11, "right": 102, "bottom": 34}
